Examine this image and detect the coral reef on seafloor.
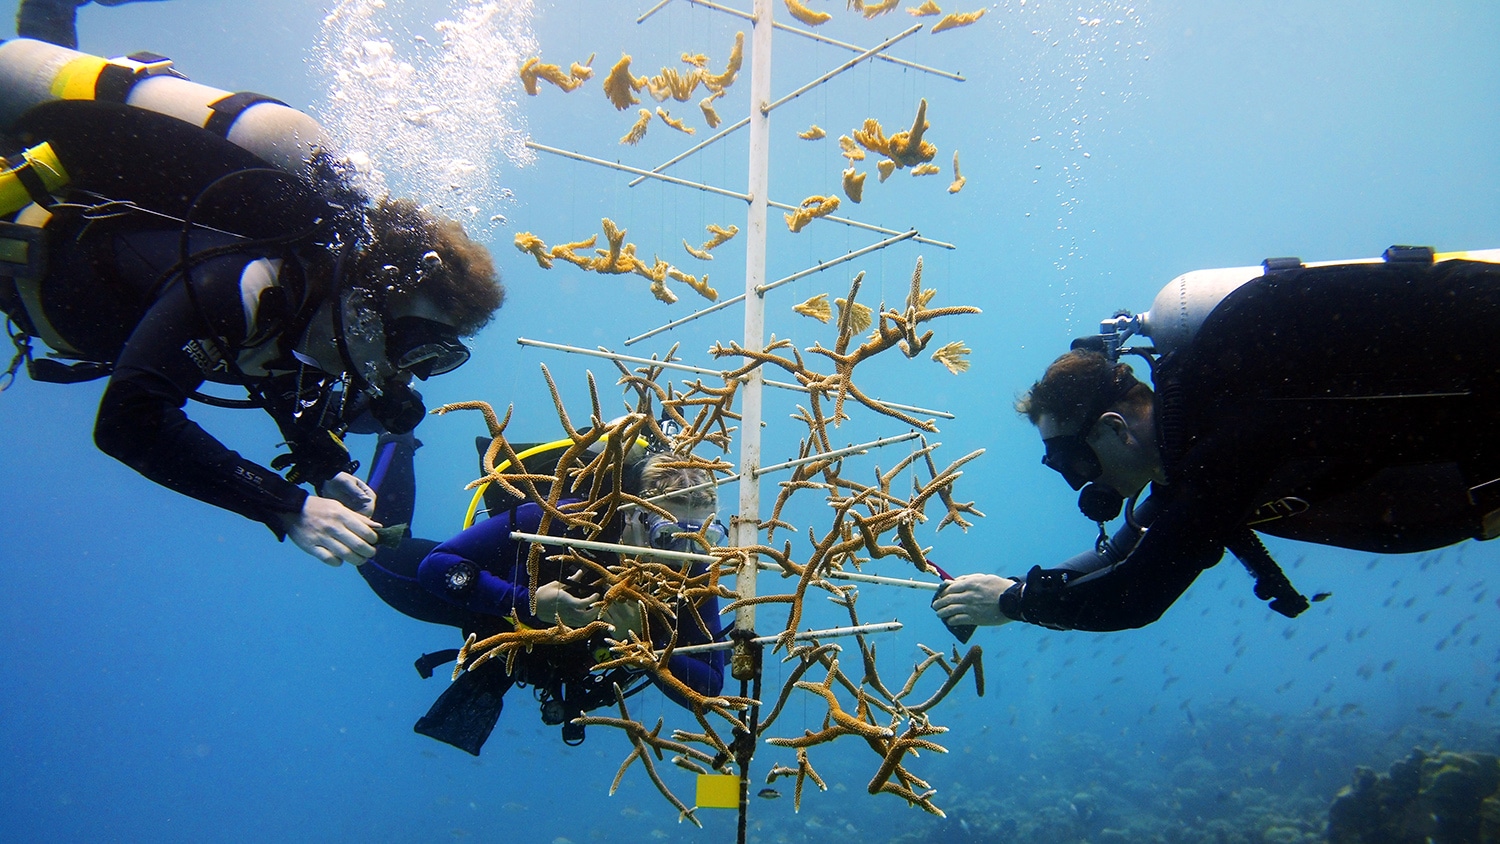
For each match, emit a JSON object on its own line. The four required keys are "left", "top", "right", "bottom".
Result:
{"left": 1328, "top": 747, "right": 1500, "bottom": 843}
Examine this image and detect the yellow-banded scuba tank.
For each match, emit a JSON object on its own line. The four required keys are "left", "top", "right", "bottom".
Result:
{"left": 0, "top": 38, "right": 330, "bottom": 182}
{"left": 1080, "top": 245, "right": 1500, "bottom": 362}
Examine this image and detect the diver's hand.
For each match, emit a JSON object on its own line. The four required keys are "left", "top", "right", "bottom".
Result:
{"left": 932, "top": 573, "right": 1016, "bottom": 627}
{"left": 318, "top": 472, "right": 377, "bottom": 517}
{"left": 535, "top": 582, "right": 600, "bottom": 627}
{"left": 599, "top": 598, "right": 644, "bottom": 639}
{"left": 282, "top": 496, "right": 381, "bottom": 567}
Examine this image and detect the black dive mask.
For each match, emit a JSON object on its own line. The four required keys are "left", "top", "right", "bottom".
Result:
{"left": 1042, "top": 432, "right": 1126, "bottom": 522}
{"left": 384, "top": 316, "right": 470, "bottom": 380}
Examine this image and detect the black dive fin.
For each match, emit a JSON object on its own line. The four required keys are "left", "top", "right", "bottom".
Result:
{"left": 413, "top": 661, "right": 513, "bottom": 756}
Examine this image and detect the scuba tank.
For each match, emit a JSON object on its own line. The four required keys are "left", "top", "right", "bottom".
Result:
{"left": 1066, "top": 244, "right": 1500, "bottom": 619}
{"left": 0, "top": 38, "right": 329, "bottom": 184}
{"left": 1078, "top": 245, "right": 1500, "bottom": 363}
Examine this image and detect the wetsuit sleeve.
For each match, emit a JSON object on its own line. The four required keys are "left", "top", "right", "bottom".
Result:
{"left": 417, "top": 506, "right": 536, "bottom": 621}
{"left": 93, "top": 269, "right": 309, "bottom": 537}
{"left": 657, "top": 585, "right": 726, "bottom": 704}
{"left": 1002, "top": 434, "right": 1272, "bottom": 631}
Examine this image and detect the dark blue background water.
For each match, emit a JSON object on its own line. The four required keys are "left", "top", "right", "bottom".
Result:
{"left": 2, "top": 2, "right": 1497, "bottom": 841}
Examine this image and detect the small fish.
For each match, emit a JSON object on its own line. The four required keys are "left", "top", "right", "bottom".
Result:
{"left": 757, "top": 788, "right": 780, "bottom": 800}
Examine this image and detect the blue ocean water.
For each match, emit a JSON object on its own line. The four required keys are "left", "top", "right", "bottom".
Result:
{"left": 2, "top": 1, "right": 1498, "bottom": 842}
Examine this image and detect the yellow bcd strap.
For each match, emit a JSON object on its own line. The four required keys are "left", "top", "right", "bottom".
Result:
{"left": 0, "top": 142, "right": 70, "bottom": 218}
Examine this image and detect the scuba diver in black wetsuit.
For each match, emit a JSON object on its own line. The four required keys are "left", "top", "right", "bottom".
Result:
{"left": 357, "top": 432, "right": 727, "bottom": 755}
{"left": 933, "top": 246, "right": 1500, "bottom": 633}
{"left": 0, "top": 36, "right": 505, "bottom": 567}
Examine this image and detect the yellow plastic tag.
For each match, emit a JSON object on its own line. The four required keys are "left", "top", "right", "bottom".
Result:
{"left": 694, "top": 774, "right": 739, "bottom": 810}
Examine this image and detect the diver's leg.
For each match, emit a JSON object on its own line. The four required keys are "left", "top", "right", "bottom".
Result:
{"left": 358, "top": 433, "right": 447, "bottom": 620}
{"left": 368, "top": 431, "right": 418, "bottom": 528}
{"left": 16, "top": 0, "right": 85, "bottom": 48}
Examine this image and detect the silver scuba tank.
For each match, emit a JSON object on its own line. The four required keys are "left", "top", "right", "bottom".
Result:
{"left": 0, "top": 38, "right": 330, "bottom": 178}
{"left": 1087, "top": 247, "right": 1500, "bottom": 361}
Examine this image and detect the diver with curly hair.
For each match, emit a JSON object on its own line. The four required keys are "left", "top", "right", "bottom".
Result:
{"left": 0, "top": 34, "right": 505, "bottom": 567}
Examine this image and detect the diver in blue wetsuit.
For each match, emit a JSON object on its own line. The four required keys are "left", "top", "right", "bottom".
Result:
{"left": 934, "top": 248, "right": 1500, "bottom": 633}
{"left": 359, "top": 433, "right": 727, "bottom": 755}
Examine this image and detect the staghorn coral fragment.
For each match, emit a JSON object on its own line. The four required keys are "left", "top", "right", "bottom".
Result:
{"left": 784, "top": 195, "right": 841, "bottom": 233}
{"left": 835, "top": 297, "right": 872, "bottom": 333}
{"left": 699, "top": 90, "right": 724, "bottom": 128}
{"left": 838, "top": 135, "right": 866, "bottom": 161}
{"left": 886, "top": 98, "right": 936, "bottom": 167}
{"left": 852, "top": 118, "right": 889, "bottom": 157}
{"left": 668, "top": 266, "right": 718, "bottom": 301}
{"left": 550, "top": 234, "right": 598, "bottom": 268}
{"left": 683, "top": 239, "right": 714, "bottom": 261}
{"left": 570, "top": 53, "right": 596, "bottom": 82}
{"left": 877, "top": 159, "right": 896, "bottom": 182}
{"left": 633, "top": 255, "right": 671, "bottom": 285}
{"left": 620, "top": 108, "right": 652, "bottom": 145}
{"left": 681, "top": 52, "right": 709, "bottom": 68}
{"left": 862, "top": 0, "right": 899, "bottom": 18}
{"left": 603, "top": 54, "right": 646, "bottom": 110}
{"left": 519, "top": 57, "right": 590, "bottom": 95}
{"left": 907, "top": 0, "right": 941, "bottom": 15}
{"left": 656, "top": 107, "right": 695, "bottom": 135}
{"left": 948, "top": 150, "right": 966, "bottom": 194}
{"left": 842, "top": 167, "right": 866, "bottom": 203}
{"left": 648, "top": 277, "right": 678, "bottom": 304}
{"left": 701, "top": 223, "right": 739, "bottom": 251}
{"left": 797, "top": 124, "right": 827, "bottom": 140}
{"left": 700, "top": 32, "right": 744, "bottom": 93}
{"left": 513, "top": 232, "right": 552, "bottom": 269}
{"left": 646, "top": 67, "right": 700, "bottom": 103}
{"left": 930, "top": 341, "right": 971, "bottom": 374}
{"left": 910, "top": 163, "right": 941, "bottom": 176}
{"left": 785, "top": 0, "right": 833, "bottom": 25}
{"left": 931, "top": 7, "right": 986, "bottom": 32}
{"left": 793, "top": 294, "right": 832, "bottom": 324}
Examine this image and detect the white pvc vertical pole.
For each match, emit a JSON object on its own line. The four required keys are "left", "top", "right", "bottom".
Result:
{"left": 733, "top": 0, "right": 773, "bottom": 640}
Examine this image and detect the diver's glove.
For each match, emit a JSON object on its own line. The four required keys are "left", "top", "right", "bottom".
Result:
{"left": 319, "top": 472, "right": 377, "bottom": 517}
{"left": 599, "top": 599, "right": 644, "bottom": 640}
{"left": 931, "top": 573, "right": 1016, "bottom": 628}
{"left": 534, "top": 582, "right": 600, "bottom": 628}
{"left": 281, "top": 495, "right": 381, "bottom": 567}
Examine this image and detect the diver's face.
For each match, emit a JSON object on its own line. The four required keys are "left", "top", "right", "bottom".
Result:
{"left": 644, "top": 512, "right": 729, "bottom": 554}
{"left": 340, "top": 292, "right": 468, "bottom": 390}
{"left": 625, "top": 493, "right": 727, "bottom": 557}
{"left": 1038, "top": 411, "right": 1153, "bottom": 500}
{"left": 1038, "top": 412, "right": 1105, "bottom": 491}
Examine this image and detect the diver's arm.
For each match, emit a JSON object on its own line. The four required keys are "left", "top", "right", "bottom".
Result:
{"left": 656, "top": 587, "right": 726, "bottom": 704}
{"left": 1000, "top": 468, "right": 1255, "bottom": 631}
{"left": 93, "top": 273, "right": 314, "bottom": 535}
{"left": 417, "top": 510, "right": 525, "bottom": 617}
{"left": 417, "top": 504, "right": 567, "bottom": 622}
